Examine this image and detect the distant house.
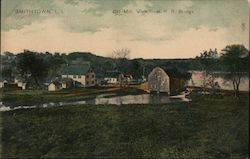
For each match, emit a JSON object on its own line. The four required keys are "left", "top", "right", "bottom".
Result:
{"left": 1, "top": 76, "right": 25, "bottom": 90}
{"left": 48, "top": 81, "right": 62, "bottom": 91}
{"left": 104, "top": 71, "right": 121, "bottom": 85}
{"left": 2, "top": 83, "right": 22, "bottom": 91}
{"left": 121, "top": 74, "right": 133, "bottom": 83}
{"left": 61, "top": 63, "right": 96, "bottom": 87}
{"left": 148, "top": 67, "right": 188, "bottom": 95}
{"left": 120, "top": 73, "right": 133, "bottom": 87}
{"left": 0, "top": 78, "right": 8, "bottom": 88}
{"left": 14, "top": 78, "right": 27, "bottom": 90}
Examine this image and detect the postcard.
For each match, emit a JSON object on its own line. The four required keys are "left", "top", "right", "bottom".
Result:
{"left": 1, "top": 0, "right": 249, "bottom": 158}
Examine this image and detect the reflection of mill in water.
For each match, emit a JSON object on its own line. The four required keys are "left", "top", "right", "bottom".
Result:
{"left": 1, "top": 94, "right": 191, "bottom": 111}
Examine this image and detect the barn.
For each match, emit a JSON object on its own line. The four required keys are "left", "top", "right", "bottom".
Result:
{"left": 148, "top": 67, "right": 189, "bottom": 95}
{"left": 148, "top": 67, "right": 170, "bottom": 94}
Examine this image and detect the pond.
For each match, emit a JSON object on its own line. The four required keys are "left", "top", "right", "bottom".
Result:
{"left": 0, "top": 93, "right": 191, "bottom": 111}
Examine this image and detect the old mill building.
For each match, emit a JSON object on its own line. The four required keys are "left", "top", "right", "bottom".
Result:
{"left": 147, "top": 67, "right": 189, "bottom": 95}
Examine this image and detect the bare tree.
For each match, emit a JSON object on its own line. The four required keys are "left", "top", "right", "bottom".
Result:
{"left": 110, "top": 48, "right": 131, "bottom": 72}
{"left": 112, "top": 48, "right": 130, "bottom": 60}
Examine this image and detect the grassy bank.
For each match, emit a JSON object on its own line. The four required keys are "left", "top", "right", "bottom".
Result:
{"left": 0, "top": 87, "right": 145, "bottom": 106}
{"left": 1, "top": 93, "right": 249, "bottom": 158}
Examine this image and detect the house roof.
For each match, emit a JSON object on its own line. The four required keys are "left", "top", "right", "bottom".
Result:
{"left": 105, "top": 71, "right": 121, "bottom": 78}
{"left": 62, "top": 64, "right": 90, "bottom": 75}
{"left": 50, "top": 81, "right": 62, "bottom": 86}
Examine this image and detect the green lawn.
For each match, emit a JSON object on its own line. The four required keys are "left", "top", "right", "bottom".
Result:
{"left": 1, "top": 93, "right": 249, "bottom": 158}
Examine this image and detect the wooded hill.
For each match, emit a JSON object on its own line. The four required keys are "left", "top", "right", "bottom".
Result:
{"left": 1, "top": 45, "right": 249, "bottom": 84}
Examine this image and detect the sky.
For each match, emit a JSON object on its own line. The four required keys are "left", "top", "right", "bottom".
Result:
{"left": 1, "top": 0, "right": 249, "bottom": 59}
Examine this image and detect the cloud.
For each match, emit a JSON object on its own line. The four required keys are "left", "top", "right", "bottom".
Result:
{"left": 2, "top": 0, "right": 249, "bottom": 33}
{"left": 1, "top": 0, "right": 249, "bottom": 58}
{"left": 1, "top": 0, "right": 58, "bottom": 31}
{"left": 1, "top": 18, "right": 248, "bottom": 59}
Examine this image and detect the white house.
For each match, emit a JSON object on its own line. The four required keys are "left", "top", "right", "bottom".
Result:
{"left": 121, "top": 74, "right": 133, "bottom": 83}
{"left": 104, "top": 71, "right": 121, "bottom": 84}
{"left": 61, "top": 63, "right": 96, "bottom": 87}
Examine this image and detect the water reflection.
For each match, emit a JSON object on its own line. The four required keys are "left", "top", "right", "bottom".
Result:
{"left": 85, "top": 94, "right": 189, "bottom": 105}
{"left": 0, "top": 94, "right": 191, "bottom": 111}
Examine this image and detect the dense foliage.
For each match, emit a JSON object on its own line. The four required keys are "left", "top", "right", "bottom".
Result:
{"left": 220, "top": 45, "right": 249, "bottom": 97}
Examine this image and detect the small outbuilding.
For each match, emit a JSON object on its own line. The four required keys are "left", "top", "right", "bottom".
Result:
{"left": 0, "top": 79, "right": 8, "bottom": 88}
{"left": 48, "top": 81, "right": 62, "bottom": 91}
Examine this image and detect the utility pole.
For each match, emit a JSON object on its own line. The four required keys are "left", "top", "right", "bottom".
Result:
{"left": 66, "top": 63, "right": 69, "bottom": 79}
{"left": 142, "top": 65, "right": 145, "bottom": 81}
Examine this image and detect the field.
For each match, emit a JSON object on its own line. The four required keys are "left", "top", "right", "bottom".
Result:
{"left": 0, "top": 93, "right": 249, "bottom": 158}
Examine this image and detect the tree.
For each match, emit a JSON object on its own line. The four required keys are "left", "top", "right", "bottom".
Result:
{"left": 44, "top": 53, "right": 66, "bottom": 81}
{"left": 1, "top": 67, "right": 13, "bottom": 81}
{"left": 129, "top": 60, "right": 141, "bottom": 78}
{"left": 196, "top": 48, "right": 219, "bottom": 93}
{"left": 220, "top": 45, "right": 249, "bottom": 97}
{"left": 103, "top": 60, "right": 116, "bottom": 71}
{"left": 112, "top": 48, "right": 130, "bottom": 59}
{"left": 15, "top": 50, "right": 49, "bottom": 88}
{"left": 111, "top": 48, "right": 130, "bottom": 72}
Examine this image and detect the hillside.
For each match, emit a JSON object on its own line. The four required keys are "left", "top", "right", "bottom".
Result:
{"left": 1, "top": 50, "right": 248, "bottom": 82}
{"left": 1, "top": 51, "right": 201, "bottom": 79}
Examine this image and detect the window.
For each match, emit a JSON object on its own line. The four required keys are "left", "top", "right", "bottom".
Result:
{"left": 92, "top": 81, "right": 94, "bottom": 84}
{"left": 86, "top": 75, "right": 89, "bottom": 78}
{"left": 86, "top": 81, "right": 89, "bottom": 85}
{"left": 73, "top": 75, "right": 76, "bottom": 78}
{"left": 78, "top": 75, "right": 81, "bottom": 78}
{"left": 92, "top": 75, "right": 95, "bottom": 78}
